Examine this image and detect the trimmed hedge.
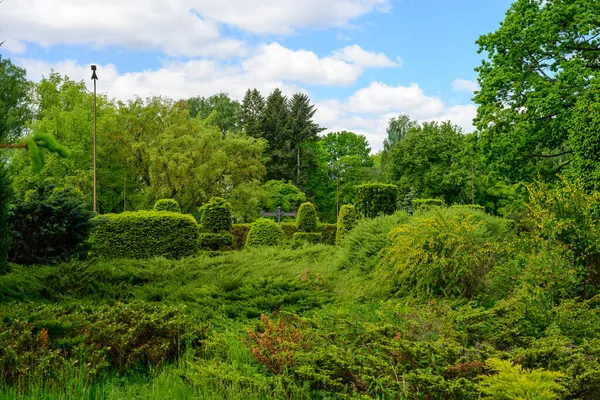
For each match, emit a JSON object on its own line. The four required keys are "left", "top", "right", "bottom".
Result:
{"left": 296, "top": 202, "right": 318, "bottom": 232}
{"left": 355, "top": 183, "right": 398, "bottom": 218}
{"left": 336, "top": 204, "right": 358, "bottom": 246}
{"left": 231, "top": 224, "right": 252, "bottom": 250}
{"left": 199, "top": 197, "right": 232, "bottom": 233}
{"left": 450, "top": 204, "right": 486, "bottom": 213}
{"left": 292, "top": 232, "right": 322, "bottom": 248}
{"left": 412, "top": 198, "right": 445, "bottom": 212}
{"left": 281, "top": 222, "right": 299, "bottom": 239}
{"left": 245, "top": 218, "right": 286, "bottom": 248}
{"left": 89, "top": 211, "right": 198, "bottom": 259}
{"left": 198, "top": 232, "right": 233, "bottom": 251}
{"left": 153, "top": 199, "right": 181, "bottom": 213}
{"left": 320, "top": 223, "right": 337, "bottom": 246}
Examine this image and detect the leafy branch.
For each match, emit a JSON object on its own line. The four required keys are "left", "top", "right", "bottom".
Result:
{"left": 0, "top": 133, "right": 70, "bottom": 173}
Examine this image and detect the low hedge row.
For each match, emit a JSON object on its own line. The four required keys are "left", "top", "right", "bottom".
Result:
{"left": 231, "top": 224, "right": 252, "bottom": 250}
{"left": 292, "top": 232, "right": 322, "bottom": 248}
{"left": 89, "top": 211, "right": 198, "bottom": 259}
{"left": 320, "top": 223, "right": 337, "bottom": 246}
{"left": 412, "top": 198, "right": 445, "bottom": 212}
{"left": 198, "top": 233, "right": 233, "bottom": 251}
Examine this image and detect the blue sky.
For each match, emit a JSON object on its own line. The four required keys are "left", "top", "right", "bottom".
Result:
{"left": 0, "top": 0, "right": 514, "bottom": 151}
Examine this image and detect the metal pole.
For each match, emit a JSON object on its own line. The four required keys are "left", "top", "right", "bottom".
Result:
{"left": 91, "top": 65, "right": 98, "bottom": 213}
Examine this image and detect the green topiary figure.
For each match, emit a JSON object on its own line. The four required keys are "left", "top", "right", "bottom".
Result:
{"left": 245, "top": 218, "right": 286, "bottom": 248}
{"left": 198, "top": 197, "right": 233, "bottom": 233}
{"left": 296, "top": 202, "right": 318, "bottom": 232}
{"left": 336, "top": 204, "right": 358, "bottom": 246}
{"left": 153, "top": 198, "right": 181, "bottom": 213}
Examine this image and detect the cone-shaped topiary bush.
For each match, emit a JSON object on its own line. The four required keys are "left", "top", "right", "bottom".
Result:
{"left": 245, "top": 218, "right": 286, "bottom": 248}
{"left": 336, "top": 204, "right": 358, "bottom": 246}
{"left": 153, "top": 199, "right": 181, "bottom": 213}
{"left": 198, "top": 197, "right": 232, "bottom": 233}
{"left": 296, "top": 202, "right": 318, "bottom": 232}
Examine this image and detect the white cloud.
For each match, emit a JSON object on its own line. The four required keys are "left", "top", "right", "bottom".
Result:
{"left": 191, "top": 0, "right": 392, "bottom": 34}
{"left": 451, "top": 78, "right": 478, "bottom": 93}
{"left": 1, "top": 39, "right": 27, "bottom": 54}
{"left": 0, "top": 0, "right": 246, "bottom": 58}
{"left": 330, "top": 45, "right": 401, "bottom": 67}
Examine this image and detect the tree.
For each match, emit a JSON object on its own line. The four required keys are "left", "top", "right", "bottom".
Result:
{"left": 381, "top": 114, "right": 417, "bottom": 172}
{"left": 0, "top": 55, "right": 31, "bottom": 273}
{"left": 187, "top": 93, "right": 241, "bottom": 134}
{"left": 260, "top": 88, "right": 290, "bottom": 181}
{"left": 474, "top": 0, "right": 600, "bottom": 183}
{"left": 239, "top": 88, "right": 265, "bottom": 139}
{"left": 385, "top": 121, "right": 469, "bottom": 205}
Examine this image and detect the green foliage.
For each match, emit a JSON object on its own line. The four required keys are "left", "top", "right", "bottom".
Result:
{"left": 8, "top": 186, "right": 94, "bottom": 265}
{"left": 292, "top": 232, "right": 322, "bottom": 248}
{"left": 263, "top": 180, "right": 306, "bottom": 212}
{"left": 412, "top": 198, "right": 445, "bottom": 212}
{"left": 335, "top": 204, "right": 357, "bottom": 246}
{"left": 319, "top": 223, "right": 337, "bottom": 246}
{"left": 337, "top": 211, "right": 410, "bottom": 272}
{"left": 231, "top": 224, "right": 252, "bottom": 250}
{"left": 355, "top": 183, "right": 398, "bottom": 218}
{"left": 0, "top": 167, "right": 9, "bottom": 274}
{"left": 199, "top": 197, "right": 233, "bottom": 233}
{"left": 153, "top": 198, "right": 181, "bottom": 213}
{"left": 187, "top": 92, "right": 241, "bottom": 133}
{"left": 89, "top": 211, "right": 198, "bottom": 259}
{"left": 382, "top": 208, "right": 511, "bottom": 299}
{"left": 478, "top": 358, "right": 565, "bottom": 400}
{"left": 245, "top": 218, "right": 286, "bottom": 248}
{"left": 198, "top": 232, "right": 234, "bottom": 251}
{"left": 296, "top": 202, "right": 318, "bottom": 232}
{"left": 280, "top": 222, "right": 298, "bottom": 239}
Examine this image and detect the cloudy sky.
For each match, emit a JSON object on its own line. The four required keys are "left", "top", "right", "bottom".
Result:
{"left": 0, "top": 0, "right": 513, "bottom": 151}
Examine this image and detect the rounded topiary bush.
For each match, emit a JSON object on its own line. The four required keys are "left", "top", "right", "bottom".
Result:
{"left": 296, "top": 202, "right": 318, "bottom": 232}
{"left": 245, "top": 218, "right": 286, "bottom": 248}
{"left": 153, "top": 199, "right": 181, "bottom": 213}
{"left": 336, "top": 204, "right": 358, "bottom": 246}
{"left": 198, "top": 197, "right": 232, "bottom": 233}
{"left": 355, "top": 183, "right": 398, "bottom": 218}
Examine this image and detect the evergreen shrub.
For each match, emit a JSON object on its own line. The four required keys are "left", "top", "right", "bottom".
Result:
{"left": 355, "top": 183, "right": 398, "bottom": 218}
{"left": 89, "top": 211, "right": 198, "bottom": 259}
{"left": 336, "top": 204, "right": 358, "bottom": 246}
{"left": 450, "top": 204, "right": 485, "bottom": 213}
{"left": 245, "top": 218, "right": 286, "bottom": 248}
{"left": 153, "top": 198, "right": 181, "bottom": 213}
{"left": 412, "top": 198, "right": 445, "bottom": 212}
{"left": 296, "top": 202, "right": 318, "bottom": 232}
{"left": 231, "top": 224, "right": 252, "bottom": 250}
{"left": 9, "top": 186, "right": 95, "bottom": 265}
{"left": 198, "top": 197, "right": 232, "bottom": 233}
{"left": 281, "top": 222, "right": 298, "bottom": 239}
{"left": 292, "top": 232, "right": 322, "bottom": 247}
{"left": 198, "top": 232, "right": 234, "bottom": 251}
{"left": 320, "top": 223, "right": 337, "bottom": 246}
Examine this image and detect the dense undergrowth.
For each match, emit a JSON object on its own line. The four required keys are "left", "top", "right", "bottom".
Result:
{"left": 1, "top": 182, "right": 600, "bottom": 399}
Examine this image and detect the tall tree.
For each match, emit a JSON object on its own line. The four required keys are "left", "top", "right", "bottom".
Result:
{"left": 187, "top": 92, "right": 241, "bottom": 134}
{"left": 260, "top": 88, "right": 290, "bottom": 181}
{"left": 0, "top": 55, "right": 30, "bottom": 273}
{"left": 474, "top": 0, "right": 600, "bottom": 183}
{"left": 381, "top": 114, "right": 417, "bottom": 172}
{"left": 239, "top": 89, "right": 265, "bottom": 139}
{"left": 287, "top": 93, "right": 324, "bottom": 187}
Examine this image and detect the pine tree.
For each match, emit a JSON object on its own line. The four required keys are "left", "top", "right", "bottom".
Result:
{"left": 260, "top": 88, "right": 291, "bottom": 181}
{"left": 239, "top": 89, "right": 265, "bottom": 139}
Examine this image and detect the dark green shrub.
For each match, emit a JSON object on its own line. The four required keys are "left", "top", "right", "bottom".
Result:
{"left": 292, "top": 232, "right": 322, "bottom": 248}
{"left": 153, "top": 198, "right": 181, "bottom": 213}
{"left": 198, "top": 197, "right": 232, "bottom": 233}
{"left": 281, "top": 222, "right": 298, "bottom": 239}
{"left": 336, "top": 204, "right": 358, "bottom": 246}
{"left": 296, "top": 202, "right": 318, "bottom": 232}
{"left": 320, "top": 223, "right": 337, "bottom": 246}
{"left": 8, "top": 186, "right": 95, "bottom": 265}
{"left": 89, "top": 211, "right": 198, "bottom": 259}
{"left": 355, "top": 183, "right": 398, "bottom": 218}
{"left": 412, "top": 198, "right": 445, "bottom": 212}
{"left": 198, "top": 232, "right": 234, "bottom": 251}
{"left": 245, "top": 218, "right": 286, "bottom": 248}
{"left": 231, "top": 224, "right": 251, "bottom": 250}
{"left": 0, "top": 166, "right": 9, "bottom": 274}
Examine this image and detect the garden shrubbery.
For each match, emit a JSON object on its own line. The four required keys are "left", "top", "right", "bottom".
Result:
{"left": 296, "top": 202, "right": 318, "bottom": 232}
{"left": 245, "top": 218, "right": 286, "bottom": 248}
{"left": 335, "top": 204, "right": 357, "bottom": 246}
{"left": 355, "top": 183, "right": 398, "bottom": 218}
{"left": 412, "top": 198, "right": 445, "bottom": 212}
{"left": 89, "top": 211, "right": 198, "bottom": 259}
{"left": 197, "top": 197, "right": 234, "bottom": 251}
{"left": 153, "top": 198, "right": 181, "bottom": 213}
{"left": 320, "top": 223, "right": 337, "bottom": 246}
{"left": 231, "top": 224, "right": 252, "bottom": 250}
{"left": 9, "top": 186, "right": 95, "bottom": 265}
{"left": 292, "top": 232, "right": 322, "bottom": 248}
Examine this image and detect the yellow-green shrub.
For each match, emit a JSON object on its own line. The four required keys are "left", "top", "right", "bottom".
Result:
{"left": 153, "top": 199, "right": 181, "bottom": 213}
{"left": 89, "top": 211, "right": 198, "bottom": 259}
{"left": 198, "top": 232, "right": 234, "bottom": 251}
{"left": 355, "top": 183, "right": 398, "bottom": 218}
{"left": 199, "top": 197, "right": 232, "bottom": 233}
{"left": 412, "top": 198, "right": 445, "bottom": 212}
{"left": 336, "top": 204, "right": 357, "bottom": 246}
{"left": 231, "top": 224, "right": 252, "bottom": 250}
{"left": 320, "top": 223, "right": 337, "bottom": 246}
{"left": 292, "top": 232, "right": 322, "bottom": 248}
{"left": 296, "top": 202, "right": 318, "bottom": 232}
{"left": 281, "top": 222, "right": 299, "bottom": 239}
{"left": 245, "top": 218, "right": 286, "bottom": 248}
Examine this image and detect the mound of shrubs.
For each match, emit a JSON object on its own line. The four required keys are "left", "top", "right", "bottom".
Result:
{"left": 197, "top": 197, "right": 234, "bottom": 251}
{"left": 355, "top": 183, "right": 398, "bottom": 218}
{"left": 153, "top": 198, "right": 181, "bottom": 213}
{"left": 89, "top": 211, "right": 198, "bottom": 259}
{"left": 293, "top": 202, "right": 321, "bottom": 246}
{"left": 336, "top": 204, "right": 357, "bottom": 246}
{"left": 245, "top": 218, "right": 286, "bottom": 248}
{"left": 412, "top": 198, "right": 445, "bottom": 212}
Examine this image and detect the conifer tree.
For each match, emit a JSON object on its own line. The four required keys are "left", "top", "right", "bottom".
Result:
{"left": 239, "top": 88, "right": 265, "bottom": 139}
{"left": 260, "top": 88, "right": 291, "bottom": 181}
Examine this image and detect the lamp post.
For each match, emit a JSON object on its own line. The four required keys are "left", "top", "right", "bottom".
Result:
{"left": 91, "top": 65, "right": 98, "bottom": 213}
